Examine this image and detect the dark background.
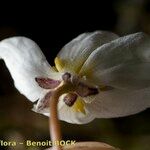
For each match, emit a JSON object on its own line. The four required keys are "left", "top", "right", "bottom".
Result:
{"left": 0, "top": 0, "right": 150, "bottom": 150}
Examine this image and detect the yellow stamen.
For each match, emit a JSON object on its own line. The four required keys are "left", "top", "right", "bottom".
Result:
{"left": 54, "top": 57, "right": 64, "bottom": 72}
{"left": 72, "top": 98, "right": 86, "bottom": 115}
{"left": 79, "top": 67, "right": 93, "bottom": 80}
{"left": 52, "top": 66, "right": 58, "bottom": 72}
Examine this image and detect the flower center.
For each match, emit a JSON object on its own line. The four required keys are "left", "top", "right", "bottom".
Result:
{"left": 61, "top": 72, "right": 99, "bottom": 114}
{"left": 34, "top": 72, "right": 99, "bottom": 115}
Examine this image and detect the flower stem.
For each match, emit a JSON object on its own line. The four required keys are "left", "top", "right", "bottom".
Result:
{"left": 49, "top": 81, "right": 74, "bottom": 150}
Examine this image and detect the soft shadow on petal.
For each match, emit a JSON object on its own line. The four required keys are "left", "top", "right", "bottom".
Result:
{"left": 57, "top": 31, "right": 119, "bottom": 73}
{"left": 96, "top": 62, "right": 150, "bottom": 90}
{"left": 87, "top": 87, "right": 150, "bottom": 118}
{"left": 0, "top": 37, "right": 61, "bottom": 102}
{"left": 80, "top": 32, "right": 150, "bottom": 89}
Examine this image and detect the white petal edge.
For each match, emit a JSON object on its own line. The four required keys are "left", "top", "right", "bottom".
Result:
{"left": 0, "top": 37, "right": 61, "bottom": 102}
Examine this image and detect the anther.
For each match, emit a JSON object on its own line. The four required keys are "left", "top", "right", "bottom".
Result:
{"left": 62, "top": 72, "right": 71, "bottom": 82}
{"left": 63, "top": 93, "right": 78, "bottom": 107}
{"left": 76, "top": 82, "right": 99, "bottom": 97}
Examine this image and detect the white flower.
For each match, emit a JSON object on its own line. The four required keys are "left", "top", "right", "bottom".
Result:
{"left": 0, "top": 31, "right": 150, "bottom": 124}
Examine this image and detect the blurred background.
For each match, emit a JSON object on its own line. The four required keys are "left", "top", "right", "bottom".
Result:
{"left": 0, "top": 0, "right": 150, "bottom": 150}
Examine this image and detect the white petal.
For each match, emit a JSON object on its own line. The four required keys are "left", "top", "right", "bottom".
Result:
{"left": 40, "top": 87, "right": 150, "bottom": 122}
{"left": 97, "top": 62, "right": 150, "bottom": 90}
{"left": 58, "top": 102, "right": 95, "bottom": 124}
{"left": 87, "top": 88, "right": 150, "bottom": 118}
{"left": 57, "top": 31, "right": 118, "bottom": 73}
{"left": 79, "top": 32, "right": 150, "bottom": 118}
{"left": 38, "top": 95, "right": 95, "bottom": 124}
{"left": 0, "top": 37, "right": 61, "bottom": 102}
{"left": 80, "top": 32, "right": 150, "bottom": 90}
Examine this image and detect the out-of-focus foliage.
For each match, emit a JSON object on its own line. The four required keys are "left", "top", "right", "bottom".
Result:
{"left": 115, "top": 0, "right": 150, "bottom": 34}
